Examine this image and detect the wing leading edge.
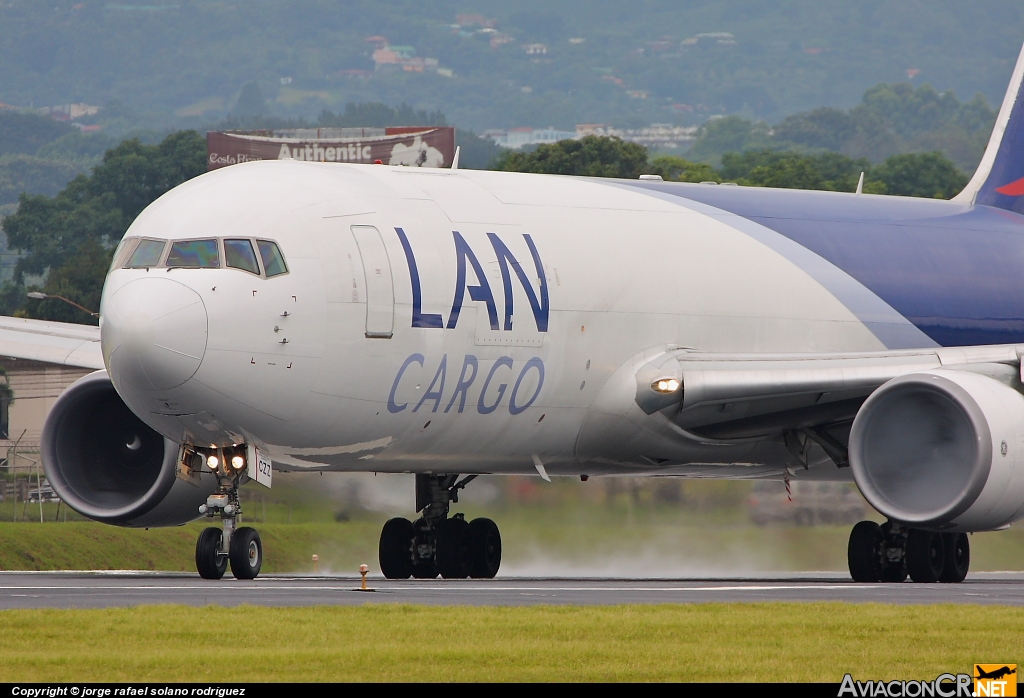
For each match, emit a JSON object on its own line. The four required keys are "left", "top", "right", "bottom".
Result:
{"left": 0, "top": 316, "right": 103, "bottom": 370}
{"left": 577, "top": 344, "right": 1024, "bottom": 473}
{"left": 673, "top": 344, "right": 1020, "bottom": 438}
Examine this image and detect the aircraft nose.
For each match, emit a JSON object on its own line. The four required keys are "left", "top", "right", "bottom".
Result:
{"left": 102, "top": 277, "right": 208, "bottom": 391}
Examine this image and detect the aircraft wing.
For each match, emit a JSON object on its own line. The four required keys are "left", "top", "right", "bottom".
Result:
{"left": 578, "top": 343, "right": 1023, "bottom": 470}
{"left": 0, "top": 316, "right": 103, "bottom": 370}
{"left": 672, "top": 344, "right": 1019, "bottom": 438}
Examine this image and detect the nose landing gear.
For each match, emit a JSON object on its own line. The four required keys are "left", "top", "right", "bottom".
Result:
{"left": 192, "top": 448, "right": 263, "bottom": 580}
{"left": 379, "top": 474, "right": 501, "bottom": 580}
{"left": 847, "top": 520, "right": 969, "bottom": 583}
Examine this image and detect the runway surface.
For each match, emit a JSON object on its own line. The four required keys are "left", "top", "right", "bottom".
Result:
{"left": 2, "top": 571, "right": 1024, "bottom": 608}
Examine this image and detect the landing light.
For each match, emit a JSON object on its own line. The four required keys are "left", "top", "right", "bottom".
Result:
{"left": 652, "top": 378, "right": 680, "bottom": 394}
{"left": 231, "top": 456, "right": 245, "bottom": 469}
{"left": 207, "top": 455, "right": 219, "bottom": 469}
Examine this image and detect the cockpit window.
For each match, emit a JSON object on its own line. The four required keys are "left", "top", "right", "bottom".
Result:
{"left": 110, "top": 237, "right": 138, "bottom": 271}
{"left": 257, "top": 240, "right": 288, "bottom": 277}
{"left": 224, "top": 239, "right": 260, "bottom": 274}
{"left": 166, "top": 239, "right": 220, "bottom": 268}
{"left": 124, "top": 239, "right": 166, "bottom": 268}
{"left": 116, "top": 236, "right": 284, "bottom": 277}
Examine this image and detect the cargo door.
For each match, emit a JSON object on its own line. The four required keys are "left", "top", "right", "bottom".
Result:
{"left": 350, "top": 225, "right": 394, "bottom": 338}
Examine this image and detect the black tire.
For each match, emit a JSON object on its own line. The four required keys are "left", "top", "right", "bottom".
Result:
{"left": 906, "top": 529, "right": 945, "bottom": 583}
{"left": 468, "top": 518, "right": 502, "bottom": 579}
{"left": 878, "top": 521, "right": 908, "bottom": 583}
{"left": 411, "top": 559, "right": 439, "bottom": 578}
{"left": 939, "top": 532, "right": 970, "bottom": 583}
{"left": 229, "top": 527, "right": 263, "bottom": 580}
{"left": 195, "top": 527, "right": 228, "bottom": 580}
{"left": 879, "top": 560, "right": 908, "bottom": 583}
{"left": 410, "top": 517, "right": 439, "bottom": 579}
{"left": 848, "top": 521, "right": 882, "bottom": 582}
{"left": 436, "top": 517, "right": 471, "bottom": 579}
{"left": 379, "top": 518, "right": 415, "bottom": 579}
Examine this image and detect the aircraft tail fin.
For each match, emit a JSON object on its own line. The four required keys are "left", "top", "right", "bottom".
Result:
{"left": 954, "top": 41, "right": 1024, "bottom": 211}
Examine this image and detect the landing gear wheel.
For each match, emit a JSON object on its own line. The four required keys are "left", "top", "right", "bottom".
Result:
{"left": 880, "top": 560, "right": 909, "bottom": 583}
{"left": 379, "top": 517, "right": 415, "bottom": 579}
{"left": 412, "top": 558, "right": 439, "bottom": 578}
{"left": 848, "top": 521, "right": 882, "bottom": 582}
{"left": 229, "top": 527, "right": 263, "bottom": 580}
{"left": 436, "top": 516, "right": 471, "bottom": 579}
{"left": 906, "top": 529, "right": 945, "bottom": 583}
{"left": 939, "top": 532, "right": 970, "bottom": 583}
{"left": 878, "top": 521, "right": 908, "bottom": 583}
{"left": 468, "top": 518, "right": 501, "bottom": 579}
{"left": 196, "top": 527, "right": 228, "bottom": 580}
{"left": 410, "top": 518, "right": 438, "bottom": 579}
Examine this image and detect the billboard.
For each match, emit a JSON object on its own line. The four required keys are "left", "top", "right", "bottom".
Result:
{"left": 206, "top": 126, "right": 456, "bottom": 170}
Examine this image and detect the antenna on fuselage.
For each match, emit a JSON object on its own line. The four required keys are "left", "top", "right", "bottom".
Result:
{"left": 856, "top": 171, "right": 864, "bottom": 195}
{"left": 451, "top": 146, "right": 461, "bottom": 171}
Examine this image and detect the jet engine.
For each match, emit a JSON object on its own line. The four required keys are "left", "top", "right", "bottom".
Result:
{"left": 850, "top": 369, "right": 1024, "bottom": 532}
{"left": 42, "top": 371, "right": 216, "bottom": 527}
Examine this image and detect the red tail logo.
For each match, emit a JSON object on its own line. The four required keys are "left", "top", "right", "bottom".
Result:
{"left": 996, "top": 177, "right": 1024, "bottom": 196}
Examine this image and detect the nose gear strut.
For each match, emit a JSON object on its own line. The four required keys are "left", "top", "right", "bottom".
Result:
{"left": 191, "top": 447, "right": 263, "bottom": 580}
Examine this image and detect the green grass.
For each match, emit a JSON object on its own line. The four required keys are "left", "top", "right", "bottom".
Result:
{"left": 1, "top": 474, "right": 1023, "bottom": 574}
{"left": 0, "top": 603, "right": 1019, "bottom": 681}
{"left": 1, "top": 519, "right": 1023, "bottom": 575}
{"left": 0, "top": 521, "right": 381, "bottom": 574}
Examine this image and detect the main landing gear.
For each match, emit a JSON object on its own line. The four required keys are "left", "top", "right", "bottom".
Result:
{"left": 193, "top": 447, "right": 263, "bottom": 580}
{"left": 848, "top": 520, "right": 969, "bottom": 583}
{"left": 379, "top": 474, "right": 502, "bottom": 579}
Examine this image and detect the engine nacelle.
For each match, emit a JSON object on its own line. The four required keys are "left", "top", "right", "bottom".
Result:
{"left": 850, "top": 369, "right": 1024, "bottom": 531}
{"left": 42, "top": 370, "right": 216, "bottom": 527}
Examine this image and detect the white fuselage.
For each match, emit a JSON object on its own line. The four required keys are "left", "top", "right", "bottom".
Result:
{"left": 99, "top": 160, "right": 896, "bottom": 479}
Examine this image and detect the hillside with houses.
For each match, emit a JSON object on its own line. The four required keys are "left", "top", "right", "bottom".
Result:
{"left": 0, "top": 0, "right": 1021, "bottom": 135}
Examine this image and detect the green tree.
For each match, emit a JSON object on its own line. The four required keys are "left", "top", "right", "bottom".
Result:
{"left": 491, "top": 137, "right": 963, "bottom": 201}
{"left": 494, "top": 136, "right": 648, "bottom": 178}
{"left": 871, "top": 152, "right": 968, "bottom": 199}
{"left": 647, "top": 155, "right": 720, "bottom": 183}
{"left": 0, "top": 155, "right": 81, "bottom": 206}
{"left": 35, "top": 131, "right": 116, "bottom": 168}
{"left": 719, "top": 150, "right": 882, "bottom": 192}
{"left": 457, "top": 130, "right": 506, "bottom": 170}
{"left": 0, "top": 130, "right": 207, "bottom": 323}
{"left": 683, "top": 83, "right": 996, "bottom": 172}
{"left": 684, "top": 117, "right": 773, "bottom": 166}
{"left": 0, "top": 112, "right": 73, "bottom": 156}
{"left": 714, "top": 149, "right": 964, "bottom": 197}
{"left": 746, "top": 156, "right": 829, "bottom": 190}
{"left": 855, "top": 83, "right": 966, "bottom": 140}
{"left": 772, "top": 108, "right": 857, "bottom": 152}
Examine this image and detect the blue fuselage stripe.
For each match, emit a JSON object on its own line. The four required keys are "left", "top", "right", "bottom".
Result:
{"left": 617, "top": 181, "right": 1024, "bottom": 348}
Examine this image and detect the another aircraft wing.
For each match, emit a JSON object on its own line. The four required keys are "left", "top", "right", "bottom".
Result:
{"left": 0, "top": 316, "right": 103, "bottom": 370}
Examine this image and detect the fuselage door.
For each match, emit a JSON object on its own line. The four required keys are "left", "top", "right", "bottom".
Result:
{"left": 351, "top": 225, "right": 394, "bottom": 338}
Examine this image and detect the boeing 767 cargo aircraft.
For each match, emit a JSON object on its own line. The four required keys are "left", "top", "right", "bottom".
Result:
{"left": 6, "top": 44, "right": 1024, "bottom": 584}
